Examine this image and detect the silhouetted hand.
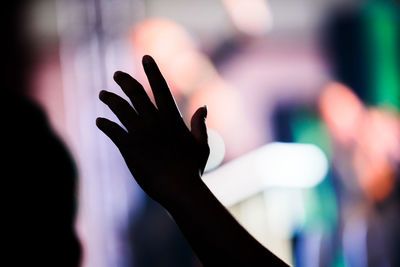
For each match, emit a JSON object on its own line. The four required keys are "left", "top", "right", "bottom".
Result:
{"left": 97, "top": 55, "right": 288, "bottom": 267}
{"left": 96, "top": 55, "right": 209, "bottom": 204}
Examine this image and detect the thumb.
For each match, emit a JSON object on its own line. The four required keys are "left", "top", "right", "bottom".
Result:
{"left": 190, "top": 105, "right": 208, "bottom": 145}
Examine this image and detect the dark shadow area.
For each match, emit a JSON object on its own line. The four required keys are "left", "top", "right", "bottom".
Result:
{"left": 2, "top": 1, "right": 81, "bottom": 266}
{"left": 129, "top": 195, "right": 199, "bottom": 267}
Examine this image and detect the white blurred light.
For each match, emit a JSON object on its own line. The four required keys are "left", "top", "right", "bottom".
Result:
{"left": 256, "top": 142, "right": 328, "bottom": 187}
{"left": 203, "top": 142, "right": 328, "bottom": 206}
{"left": 204, "top": 129, "right": 226, "bottom": 172}
{"left": 222, "top": 0, "right": 273, "bottom": 36}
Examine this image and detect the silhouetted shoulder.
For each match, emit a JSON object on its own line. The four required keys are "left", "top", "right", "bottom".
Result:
{"left": 3, "top": 90, "right": 81, "bottom": 266}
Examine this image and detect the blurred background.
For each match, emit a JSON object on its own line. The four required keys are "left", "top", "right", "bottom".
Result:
{"left": 11, "top": 0, "right": 400, "bottom": 266}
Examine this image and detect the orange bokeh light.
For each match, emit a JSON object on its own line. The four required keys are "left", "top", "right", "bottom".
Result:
{"left": 319, "top": 82, "right": 400, "bottom": 202}
{"left": 319, "top": 82, "right": 365, "bottom": 146}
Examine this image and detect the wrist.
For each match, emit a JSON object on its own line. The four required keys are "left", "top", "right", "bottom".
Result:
{"left": 160, "top": 173, "right": 207, "bottom": 210}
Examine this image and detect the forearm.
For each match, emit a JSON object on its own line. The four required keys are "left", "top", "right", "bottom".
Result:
{"left": 162, "top": 176, "right": 288, "bottom": 267}
{"left": 97, "top": 56, "right": 289, "bottom": 266}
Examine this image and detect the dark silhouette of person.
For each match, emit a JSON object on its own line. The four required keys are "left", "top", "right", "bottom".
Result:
{"left": 97, "top": 55, "right": 288, "bottom": 266}
{"left": 3, "top": 1, "right": 81, "bottom": 266}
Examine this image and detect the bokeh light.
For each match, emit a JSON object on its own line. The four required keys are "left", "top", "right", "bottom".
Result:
{"left": 16, "top": 0, "right": 400, "bottom": 266}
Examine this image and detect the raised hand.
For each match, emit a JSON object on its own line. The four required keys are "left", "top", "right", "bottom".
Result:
{"left": 97, "top": 55, "right": 287, "bottom": 267}
{"left": 96, "top": 55, "right": 209, "bottom": 204}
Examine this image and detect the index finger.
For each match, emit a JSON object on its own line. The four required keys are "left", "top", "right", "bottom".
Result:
{"left": 142, "top": 55, "right": 181, "bottom": 120}
{"left": 113, "top": 71, "right": 157, "bottom": 118}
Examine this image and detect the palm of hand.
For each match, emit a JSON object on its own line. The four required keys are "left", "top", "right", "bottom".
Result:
{"left": 97, "top": 55, "right": 209, "bottom": 203}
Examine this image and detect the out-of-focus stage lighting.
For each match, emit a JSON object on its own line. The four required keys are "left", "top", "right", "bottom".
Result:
{"left": 204, "top": 129, "right": 226, "bottom": 172}
{"left": 222, "top": 0, "right": 273, "bottom": 36}
{"left": 203, "top": 142, "right": 328, "bottom": 206}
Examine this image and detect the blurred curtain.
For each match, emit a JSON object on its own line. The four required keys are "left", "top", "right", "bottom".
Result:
{"left": 54, "top": 0, "right": 144, "bottom": 266}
